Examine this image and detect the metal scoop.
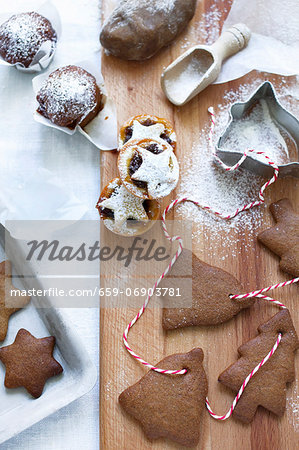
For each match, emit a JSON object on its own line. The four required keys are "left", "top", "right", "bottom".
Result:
{"left": 161, "top": 24, "right": 251, "bottom": 106}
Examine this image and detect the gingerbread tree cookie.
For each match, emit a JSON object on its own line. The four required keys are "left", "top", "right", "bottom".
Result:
{"left": 0, "top": 260, "right": 30, "bottom": 341}
{"left": 162, "top": 249, "right": 254, "bottom": 329}
{"left": 218, "top": 310, "right": 299, "bottom": 423}
{"left": 258, "top": 198, "right": 299, "bottom": 277}
{"left": 119, "top": 348, "right": 208, "bottom": 447}
{"left": 0, "top": 328, "right": 63, "bottom": 398}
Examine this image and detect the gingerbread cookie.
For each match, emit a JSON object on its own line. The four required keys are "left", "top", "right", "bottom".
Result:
{"left": 162, "top": 249, "right": 254, "bottom": 329}
{"left": 0, "top": 261, "right": 30, "bottom": 342}
{"left": 218, "top": 310, "right": 299, "bottom": 423}
{"left": 258, "top": 198, "right": 299, "bottom": 277}
{"left": 119, "top": 348, "right": 208, "bottom": 447}
{"left": 0, "top": 328, "right": 63, "bottom": 398}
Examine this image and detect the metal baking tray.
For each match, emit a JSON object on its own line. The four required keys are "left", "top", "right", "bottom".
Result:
{"left": 0, "top": 224, "right": 98, "bottom": 444}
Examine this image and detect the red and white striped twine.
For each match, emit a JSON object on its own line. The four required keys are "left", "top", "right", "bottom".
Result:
{"left": 206, "top": 332, "right": 282, "bottom": 420}
{"left": 122, "top": 107, "right": 298, "bottom": 413}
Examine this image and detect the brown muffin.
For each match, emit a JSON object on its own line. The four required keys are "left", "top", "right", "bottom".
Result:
{"left": 36, "top": 65, "right": 103, "bottom": 129}
{"left": 0, "top": 12, "right": 57, "bottom": 68}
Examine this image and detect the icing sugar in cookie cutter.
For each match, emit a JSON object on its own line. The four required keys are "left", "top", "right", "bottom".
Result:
{"left": 216, "top": 82, "right": 299, "bottom": 179}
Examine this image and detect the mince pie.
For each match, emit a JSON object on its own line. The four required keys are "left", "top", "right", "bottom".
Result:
{"left": 96, "top": 178, "right": 160, "bottom": 236}
{"left": 0, "top": 12, "right": 57, "bottom": 68}
{"left": 118, "top": 138, "right": 179, "bottom": 200}
{"left": 36, "top": 65, "right": 103, "bottom": 129}
{"left": 119, "top": 115, "right": 176, "bottom": 151}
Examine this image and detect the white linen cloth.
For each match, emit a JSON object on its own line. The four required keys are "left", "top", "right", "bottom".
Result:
{"left": 0, "top": 0, "right": 101, "bottom": 448}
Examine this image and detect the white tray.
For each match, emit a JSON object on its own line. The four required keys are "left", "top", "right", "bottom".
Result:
{"left": 0, "top": 224, "right": 98, "bottom": 444}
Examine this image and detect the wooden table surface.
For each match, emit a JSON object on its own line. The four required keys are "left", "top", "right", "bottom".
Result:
{"left": 100, "top": 1, "right": 299, "bottom": 448}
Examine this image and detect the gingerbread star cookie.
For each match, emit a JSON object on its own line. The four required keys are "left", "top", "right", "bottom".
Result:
{"left": 258, "top": 198, "right": 299, "bottom": 277}
{"left": 0, "top": 261, "right": 31, "bottom": 341}
{"left": 119, "top": 348, "right": 208, "bottom": 447}
{"left": 162, "top": 249, "right": 254, "bottom": 329}
{"left": 218, "top": 310, "right": 299, "bottom": 423}
{"left": 0, "top": 328, "right": 63, "bottom": 398}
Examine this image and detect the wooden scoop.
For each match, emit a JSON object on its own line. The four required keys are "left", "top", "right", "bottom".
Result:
{"left": 161, "top": 24, "right": 251, "bottom": 106}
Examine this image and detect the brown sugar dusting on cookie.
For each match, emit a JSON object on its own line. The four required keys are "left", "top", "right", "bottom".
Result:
{"left": 0, "top": 12, "right": 57, "bottom": 67}
{"left": 0, "top": 328, "right": 63, "bottom": 398}
{"left": 119, "top": 348, "right": 208, "bottom": 447}
{"left": 36, "top": 65, "right": 103, "bottom": 129}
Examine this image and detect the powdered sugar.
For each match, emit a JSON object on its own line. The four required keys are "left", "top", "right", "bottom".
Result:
{"left": 220, "top": 99, "right": 292, "bottom": 165}
{"left": 37, "top": 66, "right": 98, "bottom": 126}
{"left": 119, "top": 140, "right": 179, "bottom": 199}
{"left": 180, "top": 4, "right": 223, "bottom": 49}
{"left": 98, "top": 181, "right": 149, "bottom": 234}
{"left": 287, "top": 381, "right": 299, "bottom": 432}
{"left": 132, "top": 147, "right": 179, "bottom": 199}
{"left": 105, "top": 0, "right": 178, "bottom": 21}
{"left": 176, "top": 78, "right": 299, "bottom": 255}
{"left": 0, "top": 12, "right": 57, "bottom": 67}
{"left": 164, "top": 51, "right": 213, "bottom": 104}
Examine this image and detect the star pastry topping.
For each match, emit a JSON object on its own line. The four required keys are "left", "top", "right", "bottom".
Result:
{"left": 131, "top": 147, "right": 179, "bottom": 198}
{"left": 0, "top": 328, "right": 63, "bottom": 398}
{"left": 0, "top": 261, "right": 31, "bottom": 342}
{"left": 131, "top": 120, "right": 166, "bottom": 142}
{"left": 97, "top": 184, "right": 149, "bottom": 232}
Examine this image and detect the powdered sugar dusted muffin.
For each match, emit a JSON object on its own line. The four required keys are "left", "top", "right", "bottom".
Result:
{"left": 36, "top": 65, "right": 103, "bottom": 129}
{"left": 97, "top": 178, "right": 160, "bottom": 236}
{"left": 0, "top": 12, "right": 57, "bottom": 68}
{"left": 118, "top": 139, "right": 179, "bottom": 200}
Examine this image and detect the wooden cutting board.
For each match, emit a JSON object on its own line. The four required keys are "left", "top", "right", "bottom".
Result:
{"left": 100, "top": 1, "right": 299, "bottom": 448}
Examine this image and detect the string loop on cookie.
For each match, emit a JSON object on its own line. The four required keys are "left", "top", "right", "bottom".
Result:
{"left": 122, "top": 107, "right": 287, "bottom": 377}
{"left": 205, "top": 333, "right": 282, "bottom": 420}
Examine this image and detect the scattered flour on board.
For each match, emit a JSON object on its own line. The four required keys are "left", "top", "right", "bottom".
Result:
{"left": 176, "top": 77, "right": 299, "bottom": 255}
{"left": 287, "top": 382, "right": 299, "bottom": 432}
{"left": 180, "top": 4, "right": 223, "bottom": 49}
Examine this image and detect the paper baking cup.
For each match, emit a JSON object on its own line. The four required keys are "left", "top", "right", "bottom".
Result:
{"left": 32, "top": 55, "right": 118, "bottom": 151}
{"left": 0, "top": 1, "right": 61, "bottom": 73}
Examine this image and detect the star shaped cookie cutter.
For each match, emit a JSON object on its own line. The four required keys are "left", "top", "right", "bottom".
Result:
{"left": 216, "top": 82, "right": 299, "bottom": 178}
